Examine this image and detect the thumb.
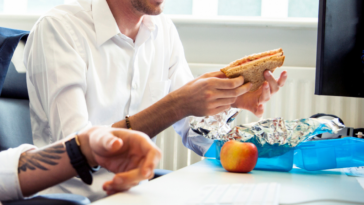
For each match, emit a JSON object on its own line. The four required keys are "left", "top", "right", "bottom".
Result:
{"left": 91, "top": 132, "right": 123, "bottom": 157}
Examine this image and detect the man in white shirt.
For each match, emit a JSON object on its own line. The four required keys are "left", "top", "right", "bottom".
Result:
{"left": 0, "top": 126, "right": 161, "bottom": 202}
{"left": 25, "top": 0, "right": 287, "bottom": 200}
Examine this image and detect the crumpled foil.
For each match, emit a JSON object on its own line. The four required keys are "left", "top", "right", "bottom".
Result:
{"left": 190, "top": 108, "right": 240, "bottom": 138}
{"left": 190, "top": 112, "right": 345, "bottom": 158}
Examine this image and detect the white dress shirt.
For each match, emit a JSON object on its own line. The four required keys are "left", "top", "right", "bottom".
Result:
{"left": 24, "top": 0, "right": 213, "bottom": 201}
{"left": 0, "top": 144, "right": 36, "bottom": 201}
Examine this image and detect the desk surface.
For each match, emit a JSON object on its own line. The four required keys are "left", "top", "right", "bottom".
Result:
{"left": 91, "top": 159, "right": 364, "bottom": 205}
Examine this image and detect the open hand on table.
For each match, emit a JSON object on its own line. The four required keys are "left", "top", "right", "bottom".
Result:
{"left": 78, "top": 127, "right": 162, "bottom": 195}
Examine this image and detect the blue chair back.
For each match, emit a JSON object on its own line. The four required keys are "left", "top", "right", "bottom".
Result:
{"left": 0, "top": 27, "right": 31, "bottom": 151}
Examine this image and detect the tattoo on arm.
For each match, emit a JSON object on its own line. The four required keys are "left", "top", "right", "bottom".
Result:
{"left": 18, "top": 145, "right": 66, "bottom": 173}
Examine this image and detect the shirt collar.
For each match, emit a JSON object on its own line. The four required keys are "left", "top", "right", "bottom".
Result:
{"left": 92, "top": 0, "right": 120, "bottom": 47}
{"left": 142, "top": 15, "right": 159, "bottom": 40}
{"left": 142, "top": 15, "right": 157, "bottom": 32}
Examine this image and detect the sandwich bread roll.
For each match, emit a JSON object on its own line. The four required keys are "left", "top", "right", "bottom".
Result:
{"left": 221, "top": 48, "right": 285, "bottom": 91}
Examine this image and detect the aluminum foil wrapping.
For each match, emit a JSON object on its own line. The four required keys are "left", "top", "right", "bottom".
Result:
{"left": 190, "top": 113, "right": 345, "bottom": 158}
{"left": 190, "top": 108, "right": 240, "bottom": 138}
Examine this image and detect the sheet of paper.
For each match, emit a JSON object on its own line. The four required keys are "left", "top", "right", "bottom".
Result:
{"left": 11, "top": 40, "right": 26, "bottom": 73}
{"left": 357, "top": 178, "right": 364, "bottom": 190}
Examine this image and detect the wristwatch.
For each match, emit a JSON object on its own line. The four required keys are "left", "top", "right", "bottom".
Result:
{"left": 65, "top": 136, "right": 99, "bottom": 185}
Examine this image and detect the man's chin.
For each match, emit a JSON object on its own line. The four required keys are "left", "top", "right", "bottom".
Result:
{"left": 149, "top": 9, "right": 163, "bottom": 15}
{"left": 147, "top": 4, "right": 164, "bottom": 15}
{"left": 132, "top": 0, "right": 164, "bottom": 16}
{"left": 151, "top": 0, "right": 164, "bottom": 5}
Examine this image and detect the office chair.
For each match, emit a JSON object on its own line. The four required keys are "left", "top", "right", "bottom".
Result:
{"left": 0, "top": 27, "right": 90, "bottom": 205}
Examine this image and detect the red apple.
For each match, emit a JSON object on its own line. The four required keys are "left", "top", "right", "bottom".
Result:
{"left": 220, "top": 141, "right": 258, "bottom": 173}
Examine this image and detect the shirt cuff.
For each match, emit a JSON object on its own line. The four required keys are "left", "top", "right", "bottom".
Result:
{"left": 173, "top": 117, "right": 214, "bottom": 156}
{"left": 0, "top": 144, "right": 37, "bottom": 201}
{"left": 187, "top": 128, "right": 214, "bottom": 156}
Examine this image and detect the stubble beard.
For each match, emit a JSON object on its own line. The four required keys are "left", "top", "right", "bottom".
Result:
{"left": 131, "top": 0, "right": 164, "bottom": 15}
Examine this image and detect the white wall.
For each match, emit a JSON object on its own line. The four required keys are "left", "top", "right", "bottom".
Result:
{"left": 173, "top": 16, "right": 318, "bottom": 67}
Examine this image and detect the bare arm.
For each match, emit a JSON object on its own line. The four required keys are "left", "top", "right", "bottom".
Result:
{"left": 112, "top": 72, "right": 251, "bottom": 137}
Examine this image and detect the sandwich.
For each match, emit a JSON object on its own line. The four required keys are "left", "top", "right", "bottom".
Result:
{"left": 220, "top": 48, "right": 285, "bottom": 91}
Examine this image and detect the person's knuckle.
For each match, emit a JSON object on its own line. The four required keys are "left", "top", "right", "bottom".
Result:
{"left": 204, "top": 91, "right": 214, "bottom": 99}
{"left": 201, "top": 73, "right": 208, "bottom": 78}
{"left": 206, "top": 109, "right": 215, "bottom": 116}
{"left": 272, "top": 88, "right": 278, "bottom": 94}
{"left": 157, "top": 149, "right": 162, "bottom": 157}
{"left": 265, "top": 95, "right": 271, "bottom": 101}
{"left": 199, "top": 80, "right": 209, "bottom": 89}
{"left": 231, "top": 89, "right": 241, "bottom": 97}
{"left": 230, "top": 80, "right": 239, "bottom": 88}
{"left": 207, "top": 79, "right": 216, "bottom": 88}
{"left": 205, "top": 103, "right": 213, "bottom": 110}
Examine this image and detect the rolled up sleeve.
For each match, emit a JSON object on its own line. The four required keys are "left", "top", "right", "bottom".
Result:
{"left": 25, "top": 16, "right": 92, "bottom": 146}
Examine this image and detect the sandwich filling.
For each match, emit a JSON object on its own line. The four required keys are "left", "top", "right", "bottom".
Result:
{"left": 227, "top": 48, "right": 284, "bottom": 69}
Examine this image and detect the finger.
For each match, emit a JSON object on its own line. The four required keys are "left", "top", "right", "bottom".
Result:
{"left": 208, "top": 105, "right": 231, "bottom": 116}
{"left": 258, "top": 82, "right": 271, "bottom": 104}
{"left": 277, "top": 71, "right": 288, "bottom": 87}
{"left": 106, "top": 190, "right": 117, "bottom": 196}
{"left": 264, "top": 71, "right": 280, "bottom": 94}
{"left": 200, "top": 71, "right": 227, "bottom": 79}
{"left": 91, "top": 132, "right": 123, "bottom": 157}
{"left": 139, "top": 140, "right": 162, "bottom": 178}
{"left": 112, "top": 169, "right": 146, "bottom": 190}
{"left": 210, "top": 97, "right": 237, "bottom": 108}
{"left": 211, "top": 76, "right": 245, "bottom": 89}
{"left": 103, "top": 169, "right": 147, "bottom": 193}
{"left": 103, "top": 181, "right": 114, "bottom": 194}
{"left": 216, "top": 82, "right": 252, "bottom": 97}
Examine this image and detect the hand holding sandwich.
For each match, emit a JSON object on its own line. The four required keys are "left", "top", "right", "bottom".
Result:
{"left": 170, "top": 49, "right": 287, "bottom": 119}
{"left": 171, "top": 71, "right": 252, "bottom": 117}
{"left": 221, "top": 48, "right": 287, "bottom": 117}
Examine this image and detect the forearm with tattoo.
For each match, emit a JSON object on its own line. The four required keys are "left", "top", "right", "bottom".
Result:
{"left": 18, "top": 145, "right": 65, "bottom": 173}
{"left": 17, "top": 142, "right": 77, "bottom": 197}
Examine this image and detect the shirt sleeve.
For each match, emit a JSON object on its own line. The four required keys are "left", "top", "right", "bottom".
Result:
{"left": 0, "top": 144, "right": 37, "bottom": 201}
{"left": 24, "top": 16, "right": 92, "bottom": 144}
{"left": 167, "top": 21, "right": 214, "bottom": 157}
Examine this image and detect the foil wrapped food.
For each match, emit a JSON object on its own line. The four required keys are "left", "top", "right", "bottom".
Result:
{"left": 190, "top": 111, "right": 344, "bottom": 158}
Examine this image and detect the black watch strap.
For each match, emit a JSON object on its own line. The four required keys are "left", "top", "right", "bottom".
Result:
{"left": 65, "top": 137, "right": 93, "bottom": 185}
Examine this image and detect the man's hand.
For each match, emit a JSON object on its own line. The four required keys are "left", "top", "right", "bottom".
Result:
{"left": 78, "top": 127, "right": 162, "bottom": 195}
{"left": 232, "top": 70, "right": 287, "bottom": 117}
{"left": 170, "top": 71, "right": 252, "bottom": 118}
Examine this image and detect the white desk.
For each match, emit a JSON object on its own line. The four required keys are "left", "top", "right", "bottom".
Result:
{"left": 91, "top": 159, "right": 364, "bottom": 205}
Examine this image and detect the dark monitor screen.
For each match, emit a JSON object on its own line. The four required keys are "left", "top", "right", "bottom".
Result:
{"left": 315, "top": 0, "right": 364, "bottom": 98}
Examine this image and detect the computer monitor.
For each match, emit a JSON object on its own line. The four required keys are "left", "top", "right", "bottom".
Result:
{"left": 315, "top": 0, "right": 364, "bottom": 98}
